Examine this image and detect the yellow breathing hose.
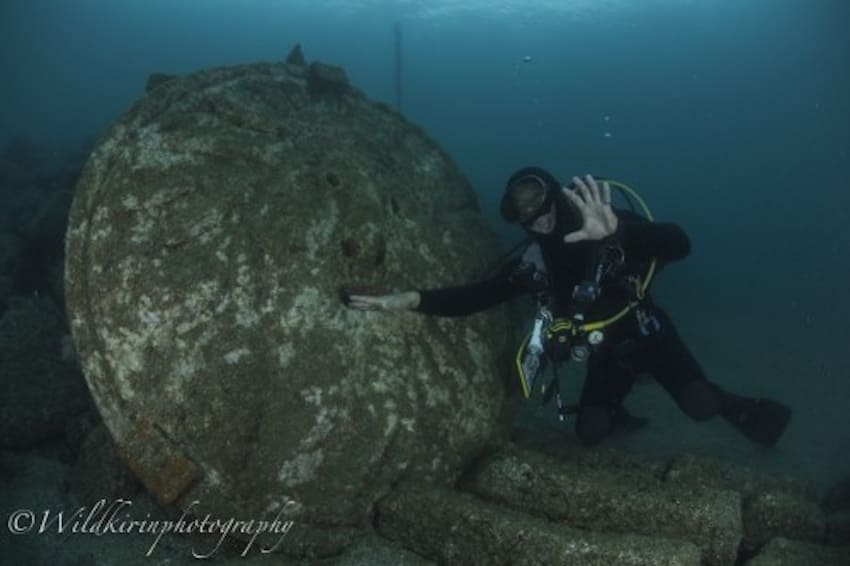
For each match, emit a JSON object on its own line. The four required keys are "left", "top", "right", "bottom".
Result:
{"left": 515, "top": 178, "right": 659, "bottom": 397}
{"left": 571, "top": 179, "right": 657, "bottom": 332}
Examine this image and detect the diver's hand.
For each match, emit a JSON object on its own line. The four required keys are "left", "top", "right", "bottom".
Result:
{"left": 562, "top": 175, "right": 619, "bottom": 243}
{"left": 344, "top": 291, "right": 420, "bottom": 311}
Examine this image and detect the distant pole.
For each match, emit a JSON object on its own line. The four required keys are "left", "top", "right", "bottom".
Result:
{"left": 394, "top": 22, "right": 403, "bottom": 114}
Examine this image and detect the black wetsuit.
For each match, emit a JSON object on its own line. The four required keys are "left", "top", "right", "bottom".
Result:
{"left": 414, "top": 205, "right": 790, "bottom": 446}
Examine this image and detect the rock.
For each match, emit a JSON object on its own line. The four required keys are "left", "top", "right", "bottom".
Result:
{"left": 665, "top": 453, "right": 819, "bottom": 501}
{"left": 330, "top": 535, "right": 436, "bottom": 566}
{"left": 465, "top": 445, "right": 742, "bottom": 566}
{"left": 2, "top": 446, "right": 200, "bottom": 566}
{"left": 526, "top": 440, "right": 669, "bottom": 483}
{"left": 743, "top": 490, "right": 826, "bottom": 551}
{"left": 285, "top": 43, "right": 306, "bottom": 66}
{"left": 664, "top": 453, "right": 827, "bottom": 551}
{"left": 307, "top": 61, "right": 350, "bottom": 96}
{"left": 145, "top": 73, "right": 176, "bottom": 93}
{"left": 745, "top": 537, "right": 850, "bottom": 565}
{"left": 376, "top": 482, "right": 703, "bottom": 566}
{"left": 64, "top": 60, "right": 511, "bottom": 557}
{"left": 0, "top": 296, "right": 90, "bottom": 449}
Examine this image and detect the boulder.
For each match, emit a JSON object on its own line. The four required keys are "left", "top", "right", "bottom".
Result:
{"left": 145, "top": 73, "right": 176, "bottom": 93}
{"left": 465, "top": 445, "right": 742, "bottom": 566}
{"left": 64, "top": 57, "right": 512, "bottom": 557}
{"left": 664, "top": 453, "right": 827, "bottom": 551}
{"left": 285, "top": 44, "right": 306, "bottom": 67}
{"left": 376, "top": 481, "right": 703, "bottom": 566}
{"left": 743, "top": 490, "right": 826, "bottom": 551}
{"left": 744, "top": 537, "right": 850, "bottom": 565}
{"left": 665, "top": 453, "right": 819, "bottom": 502}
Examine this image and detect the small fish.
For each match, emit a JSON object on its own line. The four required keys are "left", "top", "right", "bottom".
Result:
{"left": 522, "top": 55, "right": 533, "bottom": 63}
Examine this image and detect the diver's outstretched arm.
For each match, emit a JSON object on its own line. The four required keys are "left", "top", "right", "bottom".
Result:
{"left": 343, "top": 255, "right": 525, "bottom": 317}
{"left": 344, "top": 291, "right": 421, "bottom": 312}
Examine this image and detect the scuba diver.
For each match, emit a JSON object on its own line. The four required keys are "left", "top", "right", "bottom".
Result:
{"left": 344, "top": 167, "right": 791, "bottom": 447}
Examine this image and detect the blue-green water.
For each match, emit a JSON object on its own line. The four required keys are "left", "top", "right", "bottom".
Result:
{"left": 1, "top": 0, "right": 848, "bottom": 561}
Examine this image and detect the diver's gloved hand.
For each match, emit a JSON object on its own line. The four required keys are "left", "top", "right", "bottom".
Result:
{"left": 562, "top": 174, "right": 620, "bottom": 243}
{"left": 342, "top": 290, "right": 420, "bottom": 311}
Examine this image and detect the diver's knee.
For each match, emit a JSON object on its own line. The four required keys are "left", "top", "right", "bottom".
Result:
{"left": 677, "top": 381, "right": 722, "bottom": 421}
{"left": 575, "top": 406, "right": 611, "bottom": 445}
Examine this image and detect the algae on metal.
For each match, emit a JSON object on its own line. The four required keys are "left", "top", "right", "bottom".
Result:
{"left": 65, "top": 54, "right": 512, "bottom": 557}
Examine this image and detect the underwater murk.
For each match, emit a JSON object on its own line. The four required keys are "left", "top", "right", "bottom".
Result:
{"left": 0, "top": 1, "right": 849, "bottom": 564}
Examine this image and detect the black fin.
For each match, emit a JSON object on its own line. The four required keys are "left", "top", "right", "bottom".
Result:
{"left": 723, "top": 395, "right": 792, "bottom": 447}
